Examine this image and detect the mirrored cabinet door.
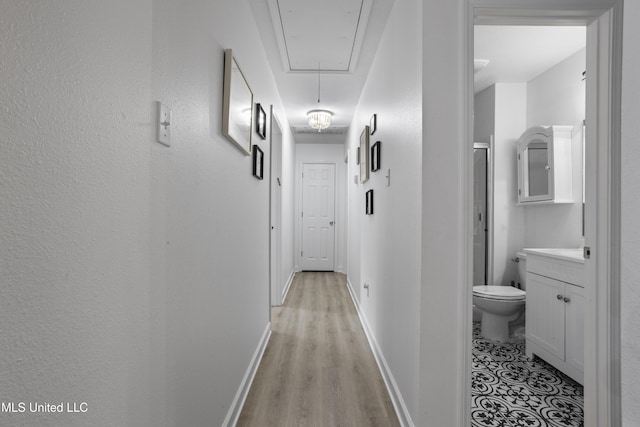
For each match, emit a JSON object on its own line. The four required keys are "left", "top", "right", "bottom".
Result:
{"left": 524, "top": 139, "right": 551, "bottom": 199}
{"left": 517, "top": 125, "right": 573, "bottom": 204}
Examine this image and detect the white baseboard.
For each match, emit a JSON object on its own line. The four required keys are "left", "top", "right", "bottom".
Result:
{"left": 281, "top": 270, "right": 295, "bottom": 304}
{"left": 346, "top": 278, "right": 415, "bottom": 427}
{"left": 222, "top": 323, "right": 271, "bottom": 427}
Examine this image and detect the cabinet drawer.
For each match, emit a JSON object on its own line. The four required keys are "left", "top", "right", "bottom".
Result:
{"left": 527, "top": 255, "right": 584, "bottom": 286}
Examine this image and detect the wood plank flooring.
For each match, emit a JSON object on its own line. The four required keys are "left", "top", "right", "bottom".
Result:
{"left": 237, "top": 272, "right": 400, "bottom": 427}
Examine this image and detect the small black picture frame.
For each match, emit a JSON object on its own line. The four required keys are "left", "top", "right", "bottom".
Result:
{"left": 366, "top": 189, "right": 374, "bottom": 215}
{"left": 371, "top": 141, "right": 381, "bottom": 172}
{"left": 255, "top": 103, "right": 267, "bottom": 140}
{"left": 253, "top": 145, "right": 264, "bottom": 180}
{"left": 370, "top": 113, "right": 377, "bottom": 135}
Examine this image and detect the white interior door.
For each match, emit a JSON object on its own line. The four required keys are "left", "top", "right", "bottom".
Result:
{"left": 301, "top": 163, "right": 335, "bottom": 271}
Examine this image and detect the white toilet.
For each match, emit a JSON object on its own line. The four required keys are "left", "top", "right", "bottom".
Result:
{"left": 473, "top": 252, "right": 527, "bottom": 342}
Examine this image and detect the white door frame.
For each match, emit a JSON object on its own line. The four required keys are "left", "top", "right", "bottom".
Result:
{"left": 465, "top": 2, "right": 622, "bottom": 426}
{"left": 473, "top": 141, "right": 494, "bottom": 286}
{"left": 269, "top": 107, "right": 283, "bottom": 307}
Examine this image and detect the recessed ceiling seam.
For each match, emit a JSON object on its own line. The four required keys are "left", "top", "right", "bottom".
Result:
{"left": 276, "top": 0, "right": 294, "bottom": 72}
{"left": 346, "top": 0, "right": 366, "bottom": 71}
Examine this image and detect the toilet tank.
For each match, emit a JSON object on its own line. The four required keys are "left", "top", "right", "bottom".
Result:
{"left": 516, "top": 251, "right": 527, "bottom": 290}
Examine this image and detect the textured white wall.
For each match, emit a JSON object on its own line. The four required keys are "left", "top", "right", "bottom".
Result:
{"left": 295, "top": 143, "right": 347, "bottom": 273}
{"left": 347, "top": 0, "right": 422, "bottom": 420}
{"left": 0, "top": 0, "right": 294, "bottom": 425}
{"left": 150, "top": 0, "right": 293, "bottom": 425}
{"left": 0, "top": 2, "right": 153, "bottom": 426}
{"left": 525, "top": 48, "right": 586, "bottom": 249}
{"left": 621, "top": 0, "right": 640, "bottom": 424}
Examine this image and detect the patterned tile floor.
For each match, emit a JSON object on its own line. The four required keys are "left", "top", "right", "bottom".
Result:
{"left": 472, "top": 322, "right": 584, "bottom": 427}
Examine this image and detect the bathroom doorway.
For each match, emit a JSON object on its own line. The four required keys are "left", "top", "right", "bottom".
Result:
{"left": 467, "top": 4, "right": 622, "bottom": 426}
{"left": 471, "top": 22, "right": 589, "bottom": 425}
{"left": 473, "top": 142, "right": 491, "bottom": 286}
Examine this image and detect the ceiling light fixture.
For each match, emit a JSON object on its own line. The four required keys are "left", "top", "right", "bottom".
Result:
{"left": 307, "top": 109, "right": 333, "bottom": 131}
{"left": 307, "top": 66, "right": 332, "bottom": 131}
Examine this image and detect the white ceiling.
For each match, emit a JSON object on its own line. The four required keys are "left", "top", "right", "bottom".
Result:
{"left": 474, "top": 25, "right": 586, "bottom": 94}
{"left": 249, "top": 1, "right": 587, "bottom": 143}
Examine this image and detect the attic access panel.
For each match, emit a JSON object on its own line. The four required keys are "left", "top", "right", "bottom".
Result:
{"left": 269, "top": 0, "right": 372, "bottom": 72}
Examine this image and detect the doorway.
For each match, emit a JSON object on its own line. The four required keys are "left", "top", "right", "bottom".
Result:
{"left": 467, "top": 4, "right": 622, "bottom": 426}
{"left": 270, "top": 107, "right": 284, "bottom": 308}
{"left": 300, "top": 163, "right": 336, "bottom": 271}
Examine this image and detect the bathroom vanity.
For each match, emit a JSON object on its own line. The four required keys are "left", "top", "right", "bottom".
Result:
{"left": 524, "top": 248, "right": 585, "bottom": 385}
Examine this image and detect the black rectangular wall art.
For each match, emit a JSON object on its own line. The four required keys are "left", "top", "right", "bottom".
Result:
{"left": 366, "top": 189, "right": 374, "bottom": 215}
{"left": 371, "top": 141, "right": 381, "bottom": 172}
{"left": 256, "top": 103, "right": 267, "bottom": 140}
{"left": 252, "top": 145, "right": 264, "bottom": 180}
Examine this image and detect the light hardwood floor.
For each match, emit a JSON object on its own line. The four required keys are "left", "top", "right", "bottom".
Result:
{"left": 237, "top": 272, "right": 400, "bottom": 427}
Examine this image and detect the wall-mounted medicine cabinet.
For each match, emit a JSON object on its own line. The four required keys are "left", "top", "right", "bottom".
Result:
{"left": 517, "top": 125, "right": 573, "bottom": 204}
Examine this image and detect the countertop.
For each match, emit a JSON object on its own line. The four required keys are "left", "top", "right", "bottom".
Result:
{"left": 523, "top": 248, "right": 585, "bottom": 264}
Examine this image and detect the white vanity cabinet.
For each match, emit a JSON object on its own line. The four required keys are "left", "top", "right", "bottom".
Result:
{"left": 525, "top": 249, "right": 585, "bottom": 385}
{"left": 517, "top": 125, "right": 573, "bottom": 204}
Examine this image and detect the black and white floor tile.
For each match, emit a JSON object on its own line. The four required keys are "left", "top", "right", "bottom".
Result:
{"left": 472, "top": 322, "right": 584, "bottom": 427}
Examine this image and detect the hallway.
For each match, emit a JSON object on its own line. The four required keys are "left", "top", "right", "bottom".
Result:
{"left": 237, "top": 272, "right": 400, "bottom": 426}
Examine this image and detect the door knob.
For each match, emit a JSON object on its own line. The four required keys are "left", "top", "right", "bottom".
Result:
{"left": 557, "top": 294, "right": 563, "bottom": 300}
{"left": 563, "top": 297, "right": 571, "bottom": 303}
{"left": 329, "top": 221, "right": 334, "bottom": 226}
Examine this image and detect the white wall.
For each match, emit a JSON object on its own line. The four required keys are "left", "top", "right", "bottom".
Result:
{"left": 525, "top": 48, "right": 586, "bottom": 249}
{"left": 295, "top": 143, "right": 347, "bottom": 273}
{"left": 0, "top": 0, "right": 295, "bottom": 425}
{"left": 621, "top": 0, "right": 640, "bottom": 424}
{"left": 421, "top": 0, "right": 468, "bottom": 423}
{"left": 0, "top": 2, "right": 153, "bottom": 426}
{"left": 346, "top": 0, "right": 422, "bottom": 421}
{"left": 152, "top": 1, "right": 295, "bottom": 425}
{"left": 493, "top": 84, "right": 527, "bottom": 285}
{"left": 474, "top": 85, "right": 495, "bottom": 143}
{"left": 473, "top": 83, "right": 527, "bottom": 287}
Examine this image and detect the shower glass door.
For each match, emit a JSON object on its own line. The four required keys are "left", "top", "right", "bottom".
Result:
{"left": 473, "top": 144, "right": 490, "bottom": 285}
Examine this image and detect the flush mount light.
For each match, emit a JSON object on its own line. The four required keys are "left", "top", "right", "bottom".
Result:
{"left": 307, "top": 109, "right": 333, "bottom": 131}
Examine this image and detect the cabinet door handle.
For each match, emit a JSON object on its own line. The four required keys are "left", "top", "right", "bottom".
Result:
{"left": 557, "top": 294, "right": 564, "bottom": 300}
{"left": 563, "top": 297, "right": 571, "bottom": 303}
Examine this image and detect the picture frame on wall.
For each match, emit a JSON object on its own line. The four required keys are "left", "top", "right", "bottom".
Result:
{"left": 222, "top": 49, "right": 253, "bottom": 156}
{"left": 253, "top": 145, "right": 264, "bottom": 180}
{"left": 256, "top": 103, "right": 267, "bottom": 140}
{"left": 356, "top": 147, "right": 360, "bottom": 165}
{"left": 371, "top": 141, "right": 381, "bottom": 172}
{"left": 370, "top": 114, "right": 377, "bottom": 135}
{"left": 366, "top": 189, "right": 374, "bottom": 215}
{"left": 360, "top": 126, "right": 370, "bottom": 183}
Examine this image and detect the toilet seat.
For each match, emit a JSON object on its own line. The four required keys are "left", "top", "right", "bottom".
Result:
{"left": 473, "top": 285, "right": 525, "bottom": 301}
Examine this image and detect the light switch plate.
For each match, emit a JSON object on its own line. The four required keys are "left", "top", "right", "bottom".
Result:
{"left": 157, "top": 102, "right": 171, "bottom": 147}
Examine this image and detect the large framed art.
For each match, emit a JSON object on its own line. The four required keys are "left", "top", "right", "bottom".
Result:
{"left": 359, "top": 126, "right": 370, "bottom": 183}
{"left": 222, "top": 49, "right": 253, "bottom": 155}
